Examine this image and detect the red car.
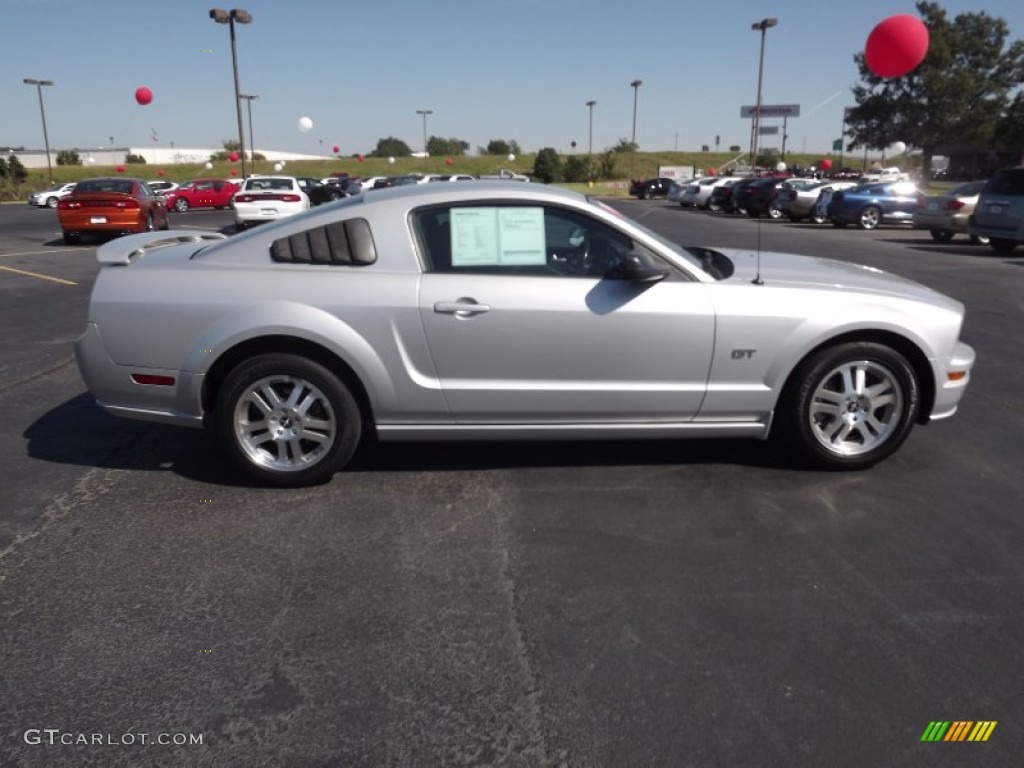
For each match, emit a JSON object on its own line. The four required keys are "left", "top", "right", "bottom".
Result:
{"left": 57, "top": 177, "right": 169, "bottom": 244}
{"left": 163, "top": 178, "right": 238, "bottom": 212}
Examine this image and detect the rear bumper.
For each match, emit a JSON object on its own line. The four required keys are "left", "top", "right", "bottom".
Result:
{"left": 59, "top": 212, "right": 145, "bottom": 232}
{"left": 74, "top": 322, "right": 204, "bottom": 428}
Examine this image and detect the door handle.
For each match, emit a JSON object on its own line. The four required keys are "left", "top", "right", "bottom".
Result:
{"left": 433, "top": 300, "right": 491, "bottom": 316}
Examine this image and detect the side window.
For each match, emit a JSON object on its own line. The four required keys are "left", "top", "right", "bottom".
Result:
{"left": 414, "top": 205, "right": 634, "bottom": 278}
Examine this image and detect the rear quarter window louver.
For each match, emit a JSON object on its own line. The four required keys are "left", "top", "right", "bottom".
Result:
{"left": 270, "top": 218, "right": 377, "bottom": 265}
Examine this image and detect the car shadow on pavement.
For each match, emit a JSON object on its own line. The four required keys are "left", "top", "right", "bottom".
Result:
{"left": 25, "top": 395, "right": 802, "bottom": 485}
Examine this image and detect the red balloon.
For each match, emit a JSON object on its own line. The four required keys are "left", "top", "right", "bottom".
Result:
{"left": 229, "top": 151, "right": 239, "bottom": 162}
{"left": 134, "top": 86, "right": 153, "bottom": 106}
{"left": 157, "top": 169, "right": 165, "bottom": 177}
{"left": 821, "top": 158, "right": 833, "bottom": 170}
{"left": 865, "top": 15, "right": 929, "bottom": 78}
{"left": 230, "top": 169, "right": 238, "bottom": 176}
{"left": 706, "top": 167, "right": 715, "bottom": 175}
{"left": 445, "top": 157, "right": 453, "bottom": 166}
{"left": 116, "top": 164, "right": 125, "bottom": 173}
{"left": 332, "top": 145, "right": 340, "bottom": 154}
{"left": 357, "top": 154, "right": 364, "bottom": 163}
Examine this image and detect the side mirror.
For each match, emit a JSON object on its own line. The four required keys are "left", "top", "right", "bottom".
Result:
{"left": 606, "top": 251, "right": 670, "bottom": 283}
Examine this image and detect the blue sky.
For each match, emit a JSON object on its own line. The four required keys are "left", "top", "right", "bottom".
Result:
{"left": 3, "top": 0, "right": 1021, "bottom": 158}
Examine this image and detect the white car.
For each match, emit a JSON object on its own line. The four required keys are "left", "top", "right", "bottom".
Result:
{"left": 232, "top": 176, "right": 310, "bottom": 232}
{"left": 427, "top": 174, "right": 476, "bottom": 182}
{"left": 28, "top": 182, "right": 76, "bottom": 208}
{"left": 680, "top": 177, "right": 730, "bottom": 209}
{"left": 148, "top": 180, "right": 179, "bottom": 195}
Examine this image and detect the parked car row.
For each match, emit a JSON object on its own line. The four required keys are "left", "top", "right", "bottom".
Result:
{"left": 667, "top": 168, "right": 1024, "bottom": 254}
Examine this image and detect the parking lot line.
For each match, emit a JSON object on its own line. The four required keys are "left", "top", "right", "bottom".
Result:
{"left": 0, "top": 247, "right": 88, "bottom": 258}
{"left": 0, "top": 265, "right": 77, "bottom": 285}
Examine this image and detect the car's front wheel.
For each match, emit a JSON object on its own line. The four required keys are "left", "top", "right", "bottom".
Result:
{"left": 46, "top": 196, "right": 59, "bottom": 209}
{"left": 215, "top": 354, "right": 362, "bottom": 487}
{"left": 780, "top": 342, "right": 920, "bottom": 469}
{"left": 174, "top": 198, "right": 189, "bottom": 213}
{"left": 858, "top": 206, "right": 882, "bottom": 230}
{"left": 642, "top": 189, "right": 653, "bottom": 200}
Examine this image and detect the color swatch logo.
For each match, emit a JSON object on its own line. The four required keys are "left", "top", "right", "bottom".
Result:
{"left": 921, "top": 721, "right": 996, "bottom": 742}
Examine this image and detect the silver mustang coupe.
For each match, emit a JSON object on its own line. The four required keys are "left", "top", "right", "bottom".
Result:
{"left": 74, "top": 182, "right": 974, "bottom": 486}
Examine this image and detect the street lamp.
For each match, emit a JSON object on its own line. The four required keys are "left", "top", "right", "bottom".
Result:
{"left": 750, "top": 17, "right": 778, "bottom": 171}
{"left": 23, "top": 78, "right": 54, "bottom": 183}
{"left": 416, "top": 109, "right": 433, "bottom": 158}
{"left": 585, "top": 100, "right": 597, "bottom": 156}
{"left": 239, "top": 93, "right": 258, "bottom": 170}
{"left": 209, "top": 8, "right": 252, "bottom": 179}
{"left": 629, "top": 80, "right": 642, "bottom": 178}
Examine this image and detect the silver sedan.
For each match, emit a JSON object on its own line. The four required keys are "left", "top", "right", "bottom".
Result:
{"left": 75, "top": 182, "right": 975, "bottom": 486}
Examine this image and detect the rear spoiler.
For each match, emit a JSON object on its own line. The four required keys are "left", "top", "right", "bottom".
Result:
{"left": 96, "top": 230, "right": 228, "bottom": 266}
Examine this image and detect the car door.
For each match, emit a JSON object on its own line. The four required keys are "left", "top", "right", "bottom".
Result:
{"left": 415, "top": 202, "right": 715, "bottom": 423}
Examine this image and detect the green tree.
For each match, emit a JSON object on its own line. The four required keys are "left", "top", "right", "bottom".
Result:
{"left": 0, "top": 157, "right": 7, "bottom": 180}
{"left": 371, "top": 137, "right": 412, "bottom": 157}
{"left": 597, "top": 150, "right": 618, "bottom": 180}
{"left": 483, "top": 139, "right": 522, "bottom": 156}
{"left": 125, "top": 153, "right": 147, "bottom": 164}
{"left": 562, "top": 155, "right": 593, "bottom": 183}
{"left": 611, "top": 138, "right": 637, "bottom": 153}
{"left": 56, "top": 150, "right": 81, "bottom": 166}
{"left": 7, "top": 155, "right": 28, "bottom": 183}
{"left": 996, "top": 91, "right": 1024, "bottom": 154}
{"left": 426, "top": 136, "right": 466, "bottom": 156}
{"left": 845, "top": 1, "right": 1024, "bottom": 177}
{"left": 533, "top": 147, "right": 561, "bottom": 183}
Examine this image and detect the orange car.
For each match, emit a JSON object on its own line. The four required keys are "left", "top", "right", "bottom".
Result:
{"left": 57, "top": 177, "right": 170, "bottom": 244}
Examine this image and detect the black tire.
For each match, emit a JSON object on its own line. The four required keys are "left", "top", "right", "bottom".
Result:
{"left": 858, "top": 205, "right": 882, "bottom": 230}
{"left": 811, "top": 210, "right": 828, "bottom": 225}
{"left": 642, "top": 189, "right": 653, "bottom": 200}
{"left": 768, "top": 205, "right": 783, "bottom": 220}
{"left": 46, "top": 196, "right": 59, "bottom": 209}
{"left": 707, "top": 201, "right": 721, "bottom": 212}
{"left": 62, "top": 231, "right": 81, "bottom": 245}
{"left": 777, "top": 342, "right": 920, "bottom": 470}
{"left": 235, "top": 221, "right": 248, "bottom": 233}
{"left": 929, "top": 229, "right": 954, "bottom": 243}
{"left": 968, "top": 234, "right": 989, "bottom": 245}
{"left": 990, "top": 238, "right": 1018, "bottom": 254}
{"left": 174, "top": 198, "right": 189, "bottom": 213}
{"left": 145, "top": 213, "right": 155, "bottom": 232}
{"left": 214, "top": 354, "right": 362, "bottom": 487}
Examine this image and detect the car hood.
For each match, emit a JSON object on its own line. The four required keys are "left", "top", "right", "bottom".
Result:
{"left": 715, "top": 247, "right": 955, "bottom": 305}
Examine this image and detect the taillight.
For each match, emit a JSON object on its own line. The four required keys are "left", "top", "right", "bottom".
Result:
{"left": 58, "top": 200, "right": 79, "bottom": 210}
{"left": 281, "top": 194, "right": 300, "bottom": 202}
{"left": 113, "top": 199, "right": 139, "bottom": 210}
{"left": 234, "top": 194, "right": 254, "bottom": 203}
{"left": 943, "top": 200, "right": 966, "bottom": 211}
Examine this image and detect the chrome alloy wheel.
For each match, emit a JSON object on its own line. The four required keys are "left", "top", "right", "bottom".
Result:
{"left": 807, "top": 360, "right": 903, "bottom": 457}
{"left": 233, "top": 374, "right": 337, "bottom": 472}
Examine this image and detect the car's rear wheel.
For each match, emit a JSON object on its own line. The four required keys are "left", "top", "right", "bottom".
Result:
{"left": 779, "top": 342, "right": 920, "bottom": 469}
{"left": 990, "top": 238, "right": 1018, "bottom": 254}
{"left": 811, "top": 210, "right": 828, "bottom": 224}
{"left": 929, "top": 229, "right": 954, "bottom": 243}
{"left": 768, "top": 205, "right": 783, "bottom": 220}
{"left": 642, "top": 189, "right": 653, "bottom": 200}
{"left": 215, "top": 354, "right": 362, "bottom": 487}
{"left": 174, "top": 198, "right": 189, "bottom": 212}
{"left": 968, "top": 234, "right": 989, "bottom": 245}
{"left": 46, "top": 196, "right": 59, "bottom": 209}
{"left": 858, "top": 206, "right": 882, "bottom": 230}
{"left": 62, "top": 231, "right": 81, "bottom": 245}
{"left": 145, "top": 213, "right": 155, "bottom": 232}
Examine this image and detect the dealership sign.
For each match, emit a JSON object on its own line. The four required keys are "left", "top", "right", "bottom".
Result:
{"left": 740, "top": 104, "right": 801, "bottom": 118}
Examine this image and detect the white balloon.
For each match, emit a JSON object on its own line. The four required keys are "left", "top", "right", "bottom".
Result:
{"left": 274, "top": 163, "right": 283, "bottom": 172}
{"left": 891, "top": 141, "right": 907, "bottom": 155}
{"left": 205, "top": 162, "right": 213, "bottom": 170}
{"left": 388, "top": 156, "right": 395, "bottom": 164}
{"left": 298, "top": 116, "right": 313, "bottom": 133}
{"left": 280, "top": 160, "right": 286, "bottom": 166}
{"left": 776, "top": 162, "right": 787, "bottom": 172}
{"left": 87, "top": 156, "right": 95, "bottom": 164}
{"left": 507, "top": 153, "right": 516, "bottom": 162}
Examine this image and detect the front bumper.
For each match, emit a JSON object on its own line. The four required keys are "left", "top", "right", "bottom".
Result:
{"left": 929, "top": 340, "right": 975, "bottom": 421}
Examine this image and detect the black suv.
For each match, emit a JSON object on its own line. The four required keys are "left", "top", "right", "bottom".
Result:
{"left": 969, "top": 166, "right": 1024, "bottom": 254}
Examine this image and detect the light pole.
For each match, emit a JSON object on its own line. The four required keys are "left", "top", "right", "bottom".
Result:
{"left": 209, "top": 8, "right": 252, "bottom": 179}
{"left": 629, "top": 80, "right": 642, "bottom": 178}
{"left": 239, "top": 93, "right": 258, "bottom": 170}
{"left": 416, "top": 109, "right": 433, "bottom": 159}
{"left": 750, "top": 17, "right": 777, "bottom": 172}
{"left": 585, "top": 100, "right": 596, "bottom": 156}
{"left": 23, "top": 78, "right": 54, "bottom": 183}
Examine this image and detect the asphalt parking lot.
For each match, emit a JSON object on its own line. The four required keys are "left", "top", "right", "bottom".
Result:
{"left": 1, "top": 199, "right": 1022, "bottom": 766}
